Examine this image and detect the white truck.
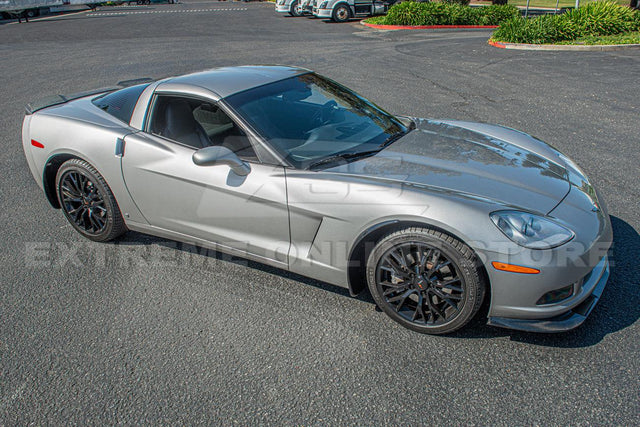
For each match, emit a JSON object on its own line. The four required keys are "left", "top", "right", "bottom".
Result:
{"left": 275, "top": 0, "right": 305, "bottom": 16}
{"left": 313, "top": 0, "right": 397, "bottom": 22}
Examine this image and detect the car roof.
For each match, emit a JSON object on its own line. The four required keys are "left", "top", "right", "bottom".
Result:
{"left": 161, "top": 65, "right": 310, "bottom": 99}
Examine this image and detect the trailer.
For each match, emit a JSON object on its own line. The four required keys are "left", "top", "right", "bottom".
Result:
{"left": 0, "top": 0, "right": 103, "bottom": 21}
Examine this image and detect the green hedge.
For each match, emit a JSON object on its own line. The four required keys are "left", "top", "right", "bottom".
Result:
{"left": 491, "top": 1, "right": 640, "bottom": 44}
{"left": 369, "top": 2, "right": 520, "bottom": 26}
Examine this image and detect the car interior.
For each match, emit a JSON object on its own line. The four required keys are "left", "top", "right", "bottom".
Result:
{"left": 149, "top": 95, "right": 258, "bottom": 161}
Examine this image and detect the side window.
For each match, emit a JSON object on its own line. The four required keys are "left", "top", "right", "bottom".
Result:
{"left": 148, "top": 95, "right": 257, "bottom": 160}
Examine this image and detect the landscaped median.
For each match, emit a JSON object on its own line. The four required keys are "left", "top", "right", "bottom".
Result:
{"left": 362, "top": 2, "right": 520, "bottom": 29}
{"left": 489, "top": 1, "right": 640, "bottom": 49}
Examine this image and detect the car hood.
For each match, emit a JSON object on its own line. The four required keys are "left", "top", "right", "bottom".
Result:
{"left": 325, "top": 118, "right": 571, "bottom": 214}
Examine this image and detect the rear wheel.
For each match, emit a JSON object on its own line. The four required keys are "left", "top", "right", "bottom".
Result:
{"left": 331, "top": 4, "right": 350, "bottom": 22}
{"left": 56, "top": 159, "right": 127, "bottom": 242}
{"left": 366, "top": 227, "right": 485, "bottom": 334}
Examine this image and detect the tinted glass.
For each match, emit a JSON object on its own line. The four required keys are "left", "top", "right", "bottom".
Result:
{"left": 92, "top": 84, "right": 150, "bottom": 124}
{"left": 148, "top": 95, "right": 257, "bottom": 160}
{"left": 224, "top": 73, "right": 406, "bottom": 169}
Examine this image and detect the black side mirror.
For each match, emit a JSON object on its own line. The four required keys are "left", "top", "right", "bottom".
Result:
{"left": 192, "top": 146, "right": 251, "bottom": 176}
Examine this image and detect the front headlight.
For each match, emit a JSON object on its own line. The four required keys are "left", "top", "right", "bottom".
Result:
{"left": 490, "top": 211, "right": 575, "bottom": 249}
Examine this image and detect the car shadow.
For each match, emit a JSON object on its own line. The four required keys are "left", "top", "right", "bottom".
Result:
{"left": 115, "top": 231, "right": 370, "bottom": 303}
{"left": 115, "top": 214, "right": 638, "bottom": 348}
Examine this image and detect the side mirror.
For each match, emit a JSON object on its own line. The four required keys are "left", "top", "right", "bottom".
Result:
{"left": 192, "top": 146, "right": 251, "bottom": 176}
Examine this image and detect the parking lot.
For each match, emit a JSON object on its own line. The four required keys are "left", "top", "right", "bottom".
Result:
{"left": 1, "top": 1, "right": 639, "bottom": 424}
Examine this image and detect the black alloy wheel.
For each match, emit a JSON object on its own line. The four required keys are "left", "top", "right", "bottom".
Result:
{"left": 56, "top": 159, "right": 127, "bottom": 242}
{"left": 59, "top": 170, "right": 108, "bottom": 234}
{"left": 367, "top": 227, "right": 485, "bottom": 334}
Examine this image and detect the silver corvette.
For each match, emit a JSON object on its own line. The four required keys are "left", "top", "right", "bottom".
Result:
{"left": 22, "top": 66, "right": 612, "bottom": 334}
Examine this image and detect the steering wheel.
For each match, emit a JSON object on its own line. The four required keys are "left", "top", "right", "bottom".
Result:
{"left": 311, "top": 100, "right": 338, "bottom": 127}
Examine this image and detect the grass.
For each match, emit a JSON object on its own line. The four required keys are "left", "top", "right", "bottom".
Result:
{"left": 366, "top": 16, "right": 387, "bottom": 24}
{"left": 556, "top": 29, "right": 640, "bottom": 42}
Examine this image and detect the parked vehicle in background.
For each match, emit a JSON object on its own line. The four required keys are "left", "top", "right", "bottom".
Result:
{"left": 0, "top": 0, "right": 102, "bottom": 20}
{"left": 275, "top": 0, "right": 304, "bottom": 16}
{"left": 297, "top": 0, "right": 314, "bottom": 15}
{"left": 314, "top": 0, "right": 398, "bottom": 22}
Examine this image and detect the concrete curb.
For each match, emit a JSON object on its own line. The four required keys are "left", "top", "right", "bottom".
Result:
{"left": 488, "top": 39, "right": 640, "bottom": 51}
{"left": 361, "top": 21, "right": 498, "bottom": 30}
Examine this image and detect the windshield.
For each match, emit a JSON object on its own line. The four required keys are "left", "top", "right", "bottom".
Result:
{"left": 224, "top": 73, "right": 407, "bottom": 169}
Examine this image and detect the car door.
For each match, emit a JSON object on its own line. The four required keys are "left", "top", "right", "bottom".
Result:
{"left": 120, "top": 94, "right": 291, "bottom": 266}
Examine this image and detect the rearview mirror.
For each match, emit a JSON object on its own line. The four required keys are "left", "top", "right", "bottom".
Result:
{"left": 192, "top": 146, "right": 251, "bottom": 176}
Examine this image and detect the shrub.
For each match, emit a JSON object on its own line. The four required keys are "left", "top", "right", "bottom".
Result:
{"left": 492, "top": 1, "right": 640, "bottom": 44}
{"left": 480, "top": 4, "right": 522, "bottom": 25}
{"left": 492, "top": 14, "right": 580, "bottom": 43}
{"left": 564, "top": 0, "right": 639, "bottom": 35}
{"left": 442, "top": 0, "right": 471, "bottom": 7}
{"left": 378, "top": 1, "right": 518, "bottom": 26}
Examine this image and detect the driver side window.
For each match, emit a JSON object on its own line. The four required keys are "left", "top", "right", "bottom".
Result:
{"left": 148, "top": 95, "right": 258, "bottom": 161}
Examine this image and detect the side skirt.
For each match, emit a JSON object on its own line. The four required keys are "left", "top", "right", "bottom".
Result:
{"left": 126, "top": 221, "right": 289, "bottom": 270}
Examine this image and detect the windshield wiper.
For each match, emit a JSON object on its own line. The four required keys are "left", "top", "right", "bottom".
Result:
{"left": 307, "top": 123, "right": 414, "bottom": 171}
{"left": 308, "top": 150, "right": 381, "bottom": 170}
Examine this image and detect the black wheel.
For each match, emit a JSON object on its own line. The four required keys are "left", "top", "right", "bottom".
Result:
{"left": 331, "top": 3, "right": 350, "bottom": 22}
{"left": 56, "top": 159, "right": 127, "bottom": 242}
{"left": 366, "top": 227, "right": 485, "bottom": 334}
{"left": 290, "top": 0, "right": 302, "bottom": 16}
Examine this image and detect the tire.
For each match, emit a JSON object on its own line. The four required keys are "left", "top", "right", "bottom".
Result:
{"left": 290, "top": 0, "right": 302, "bottom": 16}
{"left": 331, "top": 3, "right": 350, "bottom": 22}
{"left": 56, "top": 159, "right": 127, "bottom": 242}
{"left": 366, "top": 226, "right": 485, "bottom": 335}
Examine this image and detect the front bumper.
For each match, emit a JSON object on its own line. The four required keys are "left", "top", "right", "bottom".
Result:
{"left": 314, "top": 7, "right": 331, "bottom": 17}
{"left": 275, "top": 4, "right": 290, "bottom": 13}
{"left": 488, "top": 254, "right": 610, "bottom": 332}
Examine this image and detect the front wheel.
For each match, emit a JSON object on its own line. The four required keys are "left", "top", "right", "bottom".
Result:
{"left": 331, "top": 4, "right": 351, "bottom": 22}
{"left": 290, "top": 0, "right": 302, "bottom": 16}
{"left": 56, "top": 159, "right": 127, "bottom": 242}
{"left": 366, "top": 227, "right": 486, "bottom": 334}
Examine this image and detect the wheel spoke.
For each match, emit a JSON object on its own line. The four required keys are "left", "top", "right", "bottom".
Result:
{"left": 67, "top": 173, "right": 82, "bottom": 195}
{"left": 434, "top": 260, "right": 451, "bottom": 272}
{"left": 382, "top": 282, "right": 410, "bottom": 297}
{"left": 437, "top": 278, "right": 462, "bottom": 291}
{"left": 411, "top": 294, "right": 425, "bottom": 321}
{"left": 61, "top": 184, "right": 81, "bottom": 198}
{"left": 424, "top": 250, "right": 441, "bottom": 276}
{"left": 61, "top": 170, "right": 107, "bottom": 234}
{"left": 383, "top": 255, "right": 411, "bottom": 279}
{"left": 391, "top": 248, "right": 409, "bottom": 271}
{"left": 388, "top": 289, "right": 414, "bottom": 312}
{"left": 88, "top": 212, "right": 102, "bottom": 231}
{"left": 426, "top": 294, "right": 446, "bottom": 320}
{"left": 68, "top": 206, "right": 84, "bottom": 222}
{"left": 432, "top": 288, "right": 459, "bottom": 310}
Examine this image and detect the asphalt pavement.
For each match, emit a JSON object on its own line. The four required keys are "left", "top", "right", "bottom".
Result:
{"left": 1, "top": 2, "right": 639, "bottom": 424}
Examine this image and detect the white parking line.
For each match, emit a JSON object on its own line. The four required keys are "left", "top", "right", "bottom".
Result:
{"left": 87, "top": 7, "right": 247, "bottom": 16}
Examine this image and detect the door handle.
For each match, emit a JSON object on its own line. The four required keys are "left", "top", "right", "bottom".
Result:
{"left": 115, "top": 138, "right": 125, "bottom": 157}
